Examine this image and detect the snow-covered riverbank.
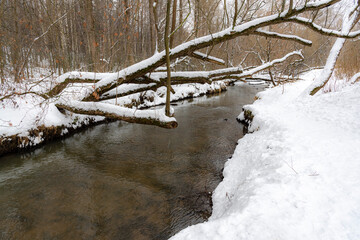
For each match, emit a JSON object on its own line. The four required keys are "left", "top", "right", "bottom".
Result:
{"left": 0, "top": 73, "right": 226, "bottom": 156}
{"left": 171, "top": 70, "right": 360, "bottom": 240}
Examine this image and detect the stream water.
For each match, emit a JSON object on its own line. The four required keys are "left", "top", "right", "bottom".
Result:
{"left": 0, "top": 84, "right": 264, "bottom": 240}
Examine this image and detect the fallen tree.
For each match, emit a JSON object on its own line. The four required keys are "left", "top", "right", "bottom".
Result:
{"left": 56, "top": 100, "right": 178, "bottom": 129}
{"left": 4, "top": 0, "right": 360, "bottom": 129}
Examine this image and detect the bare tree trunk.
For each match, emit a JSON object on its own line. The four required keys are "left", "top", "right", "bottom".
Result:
{"left": 148, "top": 0, "right": 155, "bottom": 54}
{"left": 165, "top": 0, "right": 172, "bottom": 117}
{"left": 152, "top": 0, "right": 161, "bottom": 52}
{"left": 59, "top": 0, "right": 69, "bottom": 73}
{"left": 84, "top": 0, "right": 98, "bottom": 72}
{"left": 0, "top": 0, "right": 4, "bottom": 83}
{"left": 232, "top": 0, "right": 238, "bottom": 28}
{"left": 170, "top": 0, "right": 177, "bottom": 48}
{"left": 11, "top": 0, "right": 21, "bottom": 82}
{"left": 194, "top": 0, "right": 199, "bottom": 37}
{"left": 223, "top": 0, "right": 230, "bottom": 27}
{"left": 179, "top": 0, "right": 183, "bottom": 25}
{"left": 124, "top": 0, "right": 135, "bottom": 66}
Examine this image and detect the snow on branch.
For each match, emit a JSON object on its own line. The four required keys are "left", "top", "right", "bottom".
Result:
{"left": 236, "top": 50, "right": 304, "bottom": 78}
{"left": 288, "top": 16, "right": 360, "bottom": 38}
{"left": 46, "top": 72, "right": 113, "bottom": 98}
{"left": 292, "top": 0, "right": 341, "bottom": 13}
{"left": 56, "top": 72, "right": 111, "bottom": 83}
{"left": 190, "top": 51, "right": 226, "bottom": 65}
{"left": 253, "top": 30, "right": 312, "bottom": 46}
{"left": 136, "top": 51, "right": 301, "bottom": 84}
{"left": 100, "top": 83, "right": 158, "bottom": 100}
{"left": 55, "top": 100, "right": 178, "bottom": 129}
{"left": 350, "top": 72, "right": 360, "bottom": 83}
{"left": 144, "top": 68, "right": 244, "bottom": 83}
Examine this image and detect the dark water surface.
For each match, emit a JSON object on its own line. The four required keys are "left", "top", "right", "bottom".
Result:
{"left": 0, "top": 84, "right": 263, "bottom": 240}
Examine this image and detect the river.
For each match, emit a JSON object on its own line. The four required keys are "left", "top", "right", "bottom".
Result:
{"left": 0, "top": 84, "right": 264, "bottom": 239}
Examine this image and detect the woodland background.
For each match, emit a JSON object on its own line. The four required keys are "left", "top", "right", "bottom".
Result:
{"left": 1, "top": 0, "right": 359, "bottom": 83}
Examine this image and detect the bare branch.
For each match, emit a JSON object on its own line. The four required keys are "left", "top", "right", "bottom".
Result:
{"left": 253, "top": 29, "right": 312, "bottom": 46}
{"left": 235, "top": 50, "right": 304, "bottom": 78}
{"left": 18, "top": 12, "right": 69, "bottom": 79}
{"left": 288, "top": 16, "right": 360, "bottom": 38}
{"left": 190, "top": 51, "right": 226, "bottom": 65}
{"left": 0, "top": 91, "right": 48, "bottom": 102}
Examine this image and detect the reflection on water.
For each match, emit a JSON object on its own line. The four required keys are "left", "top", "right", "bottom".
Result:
{"left": 0, "top": 84, "right": 264, "bottom": 239}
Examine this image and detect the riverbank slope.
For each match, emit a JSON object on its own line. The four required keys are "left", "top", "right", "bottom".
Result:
{"left": 171, "top": 70, "right": 360, "bottom": 240}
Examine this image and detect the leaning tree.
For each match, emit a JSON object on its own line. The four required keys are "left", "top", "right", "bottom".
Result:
{"left": 9, "top": 0, "right": 360, "bottom": 128}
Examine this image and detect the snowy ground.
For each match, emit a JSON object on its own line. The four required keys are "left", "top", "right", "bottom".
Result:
{"left": 171, "top": 70, "right": 360, "bottom": 240}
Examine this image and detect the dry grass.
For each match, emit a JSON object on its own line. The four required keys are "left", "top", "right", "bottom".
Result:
{"left": 334, "top": 40, "right": 360, "bottom": 80}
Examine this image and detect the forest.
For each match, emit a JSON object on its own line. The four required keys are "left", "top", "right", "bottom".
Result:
{"left": 0, "top": 0, "right": 360, "bottom": 239}
{"left": 0, "top": 0, "right": 358, "bottom": 78}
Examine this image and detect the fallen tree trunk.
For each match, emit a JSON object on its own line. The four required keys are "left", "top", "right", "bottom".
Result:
{"left": 56, "top": 100, "right": 178, "bottom": 129}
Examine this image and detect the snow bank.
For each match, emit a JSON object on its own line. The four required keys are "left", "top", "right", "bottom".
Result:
{"left": 171, "top": 71, "right": 360, "bottom": 240}
{"left": 0, "top": 79, "right": 226, "bottom": 155}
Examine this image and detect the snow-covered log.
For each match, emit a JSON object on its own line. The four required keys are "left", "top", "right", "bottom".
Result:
{"left": 55, "top": 100, "right": 178, "bottom": 129}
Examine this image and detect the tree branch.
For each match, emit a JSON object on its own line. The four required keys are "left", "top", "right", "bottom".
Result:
{"left": 253, "top": 29, "right": 312, "bottom": 46}
{"left": 230, "top": 50, "right": 303, "bottom": 79}
{"left": 190, "top": 51, "right": 226, "bottom": 65}
{"left": 288, "top": 16, "right": 360, "bottom": 38}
